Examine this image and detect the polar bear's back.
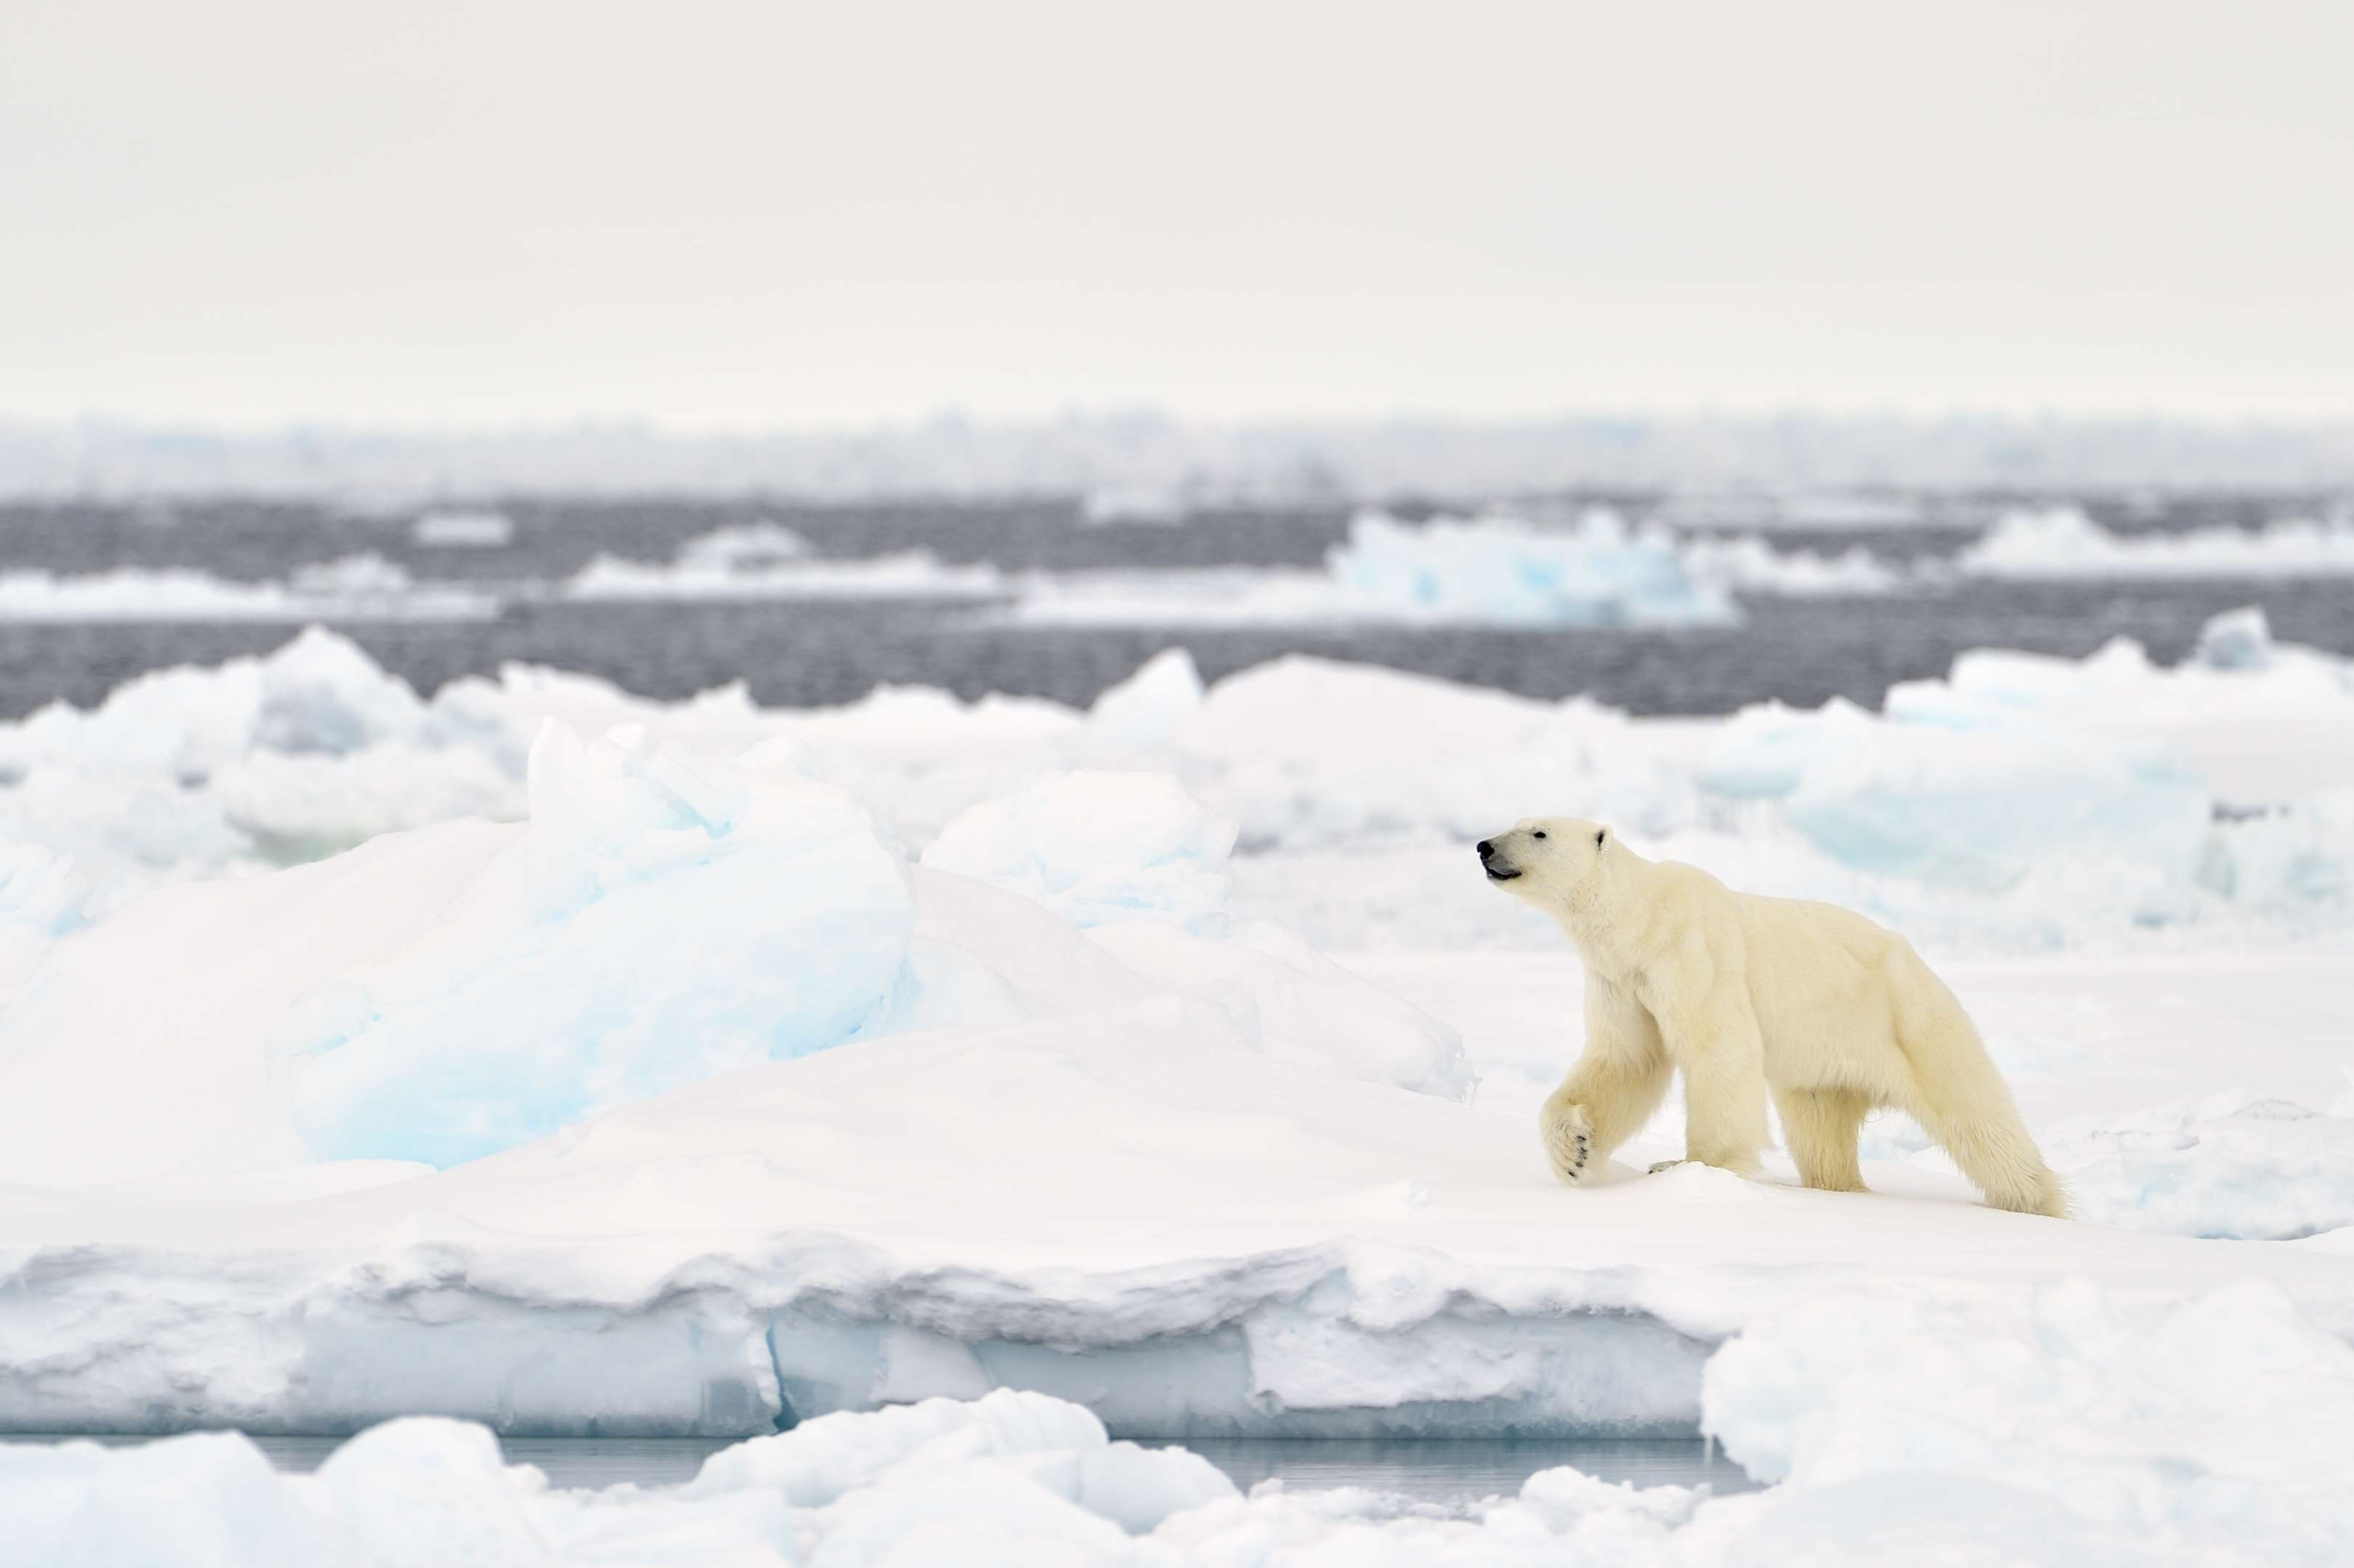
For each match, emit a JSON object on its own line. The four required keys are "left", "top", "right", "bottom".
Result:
{"left": 1718, "top": 885, "right": 1965, "bottom": 1085}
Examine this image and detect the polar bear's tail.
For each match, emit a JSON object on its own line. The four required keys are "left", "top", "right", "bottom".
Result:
{"left": 1892, "top": 967, "right": 2070, "bottom": 1220}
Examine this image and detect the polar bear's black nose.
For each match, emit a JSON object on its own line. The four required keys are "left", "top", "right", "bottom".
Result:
{"left": 1476, "top": 840, "right": 1493, "bottom": 858}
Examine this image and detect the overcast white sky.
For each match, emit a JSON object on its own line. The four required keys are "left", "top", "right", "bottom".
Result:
{"left": 3, "top": 1, "right": 2350, "bottom": 427}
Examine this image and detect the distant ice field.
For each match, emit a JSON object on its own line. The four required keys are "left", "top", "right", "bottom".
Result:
{"left": 1, "top": 491, "right": 2349, "bottom": 717}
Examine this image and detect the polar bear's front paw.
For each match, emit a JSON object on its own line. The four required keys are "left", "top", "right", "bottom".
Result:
{"left": 1540, "top": 1102, "right": 1595, "bottom": 1186}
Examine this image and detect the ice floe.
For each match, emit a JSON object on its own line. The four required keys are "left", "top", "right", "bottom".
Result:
{"left": 1961, "top": 503, "right": 2354, "bottom": 577}
{"left": 0, "top": 555, "right": 498, "bottom": 622}
{"left": 1008, "top": 510, "right": 1897, "bottom": 627}
{"left": 566, "top": 523, "right": 1002, "bottom": 600}
{"left": 6, "top": 1281, "right": 2350, "bottom": 1564}
{"left": 408, "top": 509, "right": 515, "bottom": 548}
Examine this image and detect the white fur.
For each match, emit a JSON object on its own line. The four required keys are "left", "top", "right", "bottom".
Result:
{"left": 1479, "top": 817, "right": 2068, "bottom": 1218}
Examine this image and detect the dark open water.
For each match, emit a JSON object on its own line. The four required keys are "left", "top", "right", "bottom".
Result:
{"left": 1, "top": 492, "right": 2349, "bottom": 717}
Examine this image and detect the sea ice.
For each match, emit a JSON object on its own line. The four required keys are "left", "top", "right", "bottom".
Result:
{"left": 0, "top": 557, "right": 497, "bottom": 622}
{"left": 566, "top": 523, "right": 1001, "bottom": 600}
{"left": 4, "top": 609, "right": 2351, "bottom": 954}
{"left": 1007, "top": 509, "right": 1892, "bottom": 629}
{"left": 7, "top": 1284, "right": 2350, "bottom": 1564}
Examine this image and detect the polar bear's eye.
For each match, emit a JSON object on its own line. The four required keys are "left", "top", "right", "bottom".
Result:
{"left": 1531, "top": 830, "right": 1546, "bottom": 840}
{"left": 1594, "top": 829, "right": 1606, "bottom": 847}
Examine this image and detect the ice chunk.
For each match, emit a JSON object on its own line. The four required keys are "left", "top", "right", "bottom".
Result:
{"left": 409, "top": 509, "right": 515, "bottom": 547}
{"left": 566, "top": 525, "right": 1000, "bottom": 600}
{"left": 0, "top": 1432, "right": 353, "bottom": 1567}
{"left": 1084, "top": 647, "right": 1204, "bottom": 753}
{"left": 311, "top": 1418, "right": 554, "bottom": 1565}
{"left": 683, "top": 1388, "right": 1108, "bottom": 1503}
{"left": 2194, "top": 605, "right": 2274, "bottom": 670}
{"left": 921, "top": 770, "right": 1236, "bottom": 929}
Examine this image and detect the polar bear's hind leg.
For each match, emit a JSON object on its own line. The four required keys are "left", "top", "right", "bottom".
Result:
{"left": 1775, "top": 1086, "right": 1868, "bottom": 1193}
{"left": 1892, "top": 971, "right": 2068, "bottom": 1218}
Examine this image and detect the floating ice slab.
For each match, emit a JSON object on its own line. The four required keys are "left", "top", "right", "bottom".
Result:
{"left": 1005, "top": 510, "right": 1894, "bottom": 628}
{"left": 1962, "top": 504, "right": 2354, "bottom": 577}
{"left": 566, "top": 526, "right": 1002, "bottom": 600}
{"left": 0, "top": 556, "right": 497, "bottom": 622}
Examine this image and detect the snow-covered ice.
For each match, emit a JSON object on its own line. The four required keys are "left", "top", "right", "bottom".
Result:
{"left": 0, "top": 904, "right": 2345, "bottom": 1442}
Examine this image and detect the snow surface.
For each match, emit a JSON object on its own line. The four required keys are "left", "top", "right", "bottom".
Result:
{"left": 1962, "top": 503, "right": 2354, "bottom": 577}
{"left": 0, "top": 916, "right": 2345, "bottom": 1442}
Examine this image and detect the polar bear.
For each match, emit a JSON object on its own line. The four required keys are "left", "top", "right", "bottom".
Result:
{"left": 1478, "top": 817, "right": 2067, "bottom": 1218}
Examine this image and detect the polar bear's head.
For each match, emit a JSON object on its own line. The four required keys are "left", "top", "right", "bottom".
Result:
{"left": 1476, "top": 816, "right": 1613, "bottom": 910}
